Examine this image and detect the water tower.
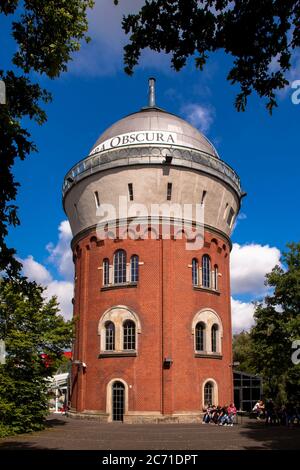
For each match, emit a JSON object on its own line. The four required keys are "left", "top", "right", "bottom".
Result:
{"left": 63, "top": 79, "right": 243, "bottom": 422}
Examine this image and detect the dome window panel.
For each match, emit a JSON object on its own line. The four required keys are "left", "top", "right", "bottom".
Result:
{"left": 128, "top": 183, "right": 134, "bottom": 201}
{"left": 227, "top": 207, "right": 235, "bottom": 227}
{"left": 167, "top": 182, "right": 172, "bottom": 201}
{"left": 94, "top": 190, "right": 100, "bottom": 208}
{"left": 223, "top": 203, "right": 229, "bottom": 219}
{"left": 74, "top": 203, "right": 78, "bottom": 218}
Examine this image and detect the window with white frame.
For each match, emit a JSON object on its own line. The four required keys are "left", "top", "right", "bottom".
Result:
{"left": 202, "top": 255, "right": 211, "bottom": 288}
{"left": 130, "top": 255, "right": 139, "bottom": 282}
{"left": 204, "top": 381, "right": 213, "bottom": 406}
{"left": 98, "top": 306, "right": 141, "bottom": 355}
{"left": 214, "top": 265, "right": 218, "bottom": 290}
{"left": 114, "top": 250, "right": 127, "bottom": 284}
{"left": 103, "top": 258, "right": 109, "bottom": 286}
{"left": 192, "top": 258, "right": 198, "bottom": 285}
{"left": 195, "top": 322, "right": 205, "bottom": 352}
{"left": 123, "top": 320, "right": 136, "bottom": 350}
{"left": 102, "top": 252, "right": 141, "bottom": 288}
{"left": 192, "top": 309, "right": 223, "bottom": 355}
{"left": 203, "top": 379, "right": 218, "bottom": 407}
{"left": 105, "top": 321, "right": 115, "bottom": 351}
{"left": 191, "top": 256, "right": 219, "bottom": 291}
{"left": 211, "top": 324, "right": 218, "bottom": 353}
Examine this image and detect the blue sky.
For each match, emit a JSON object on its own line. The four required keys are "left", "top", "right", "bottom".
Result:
{"left": 3, "top": 0, "right": 300, "bottom": 330}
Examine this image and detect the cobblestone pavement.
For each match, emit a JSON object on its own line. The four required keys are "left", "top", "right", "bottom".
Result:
{"left": 0, "top": 414, "right": 299, "bottom": 450}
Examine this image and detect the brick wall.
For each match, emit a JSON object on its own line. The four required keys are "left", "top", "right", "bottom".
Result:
{"left": 70, "top": 227, "right": 233, "bottom": 420}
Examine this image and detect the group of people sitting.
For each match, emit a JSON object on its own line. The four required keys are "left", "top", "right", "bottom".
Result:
{"left": 252, "top": 399, "right": 300, "bottom": 426}
{"left": 202, "top": 403, "right": 237, "bottom": 426}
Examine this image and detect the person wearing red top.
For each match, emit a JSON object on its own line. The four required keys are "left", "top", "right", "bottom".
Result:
{"left": 227, "top": 403, "right": 237, "bottom": 425}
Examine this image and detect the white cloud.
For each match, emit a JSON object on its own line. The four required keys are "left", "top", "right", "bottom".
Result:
{"left": 70, "top": 0, "right": 169, "bottom": 76}
{"left": 46, "top": 220, "right": 73, "bottom": 282}
{"left": 45, "top": 280, "right": 74, "bottom": 321}
{"left": 22, "top": 255, "right": 52, "bottom": 284}
{"left": 230, "top": 243, "right": 281, "bottom": 296}
{"left": 21, "top": 220, "right": 74, "bottom": 321}
{"left": 181, "top": 103, "right": 215, "bottom": 133}
{"left": 237, "top": 212, "right": 247, "bottom": 221}
{"left": 230, "top": 212, "right": 247, "bottom": 234}
{"left": 231, "top": 297, "right": 256, "bottom": 333}
{"left": 21, "top": 254, "right": 74, "bottom": 321}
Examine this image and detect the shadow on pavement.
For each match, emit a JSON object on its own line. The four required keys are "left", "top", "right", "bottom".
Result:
{"left": 45, "top": 417, "right": 67, "bottom": 429}
{"left": 0, "top": 441, "right": 60, "bottom": 450}
{"left": 240, "top": 420, "right": 300, "bottom": 450}
{"left": 0, "top": 415, "right": 66, "bottom": 451}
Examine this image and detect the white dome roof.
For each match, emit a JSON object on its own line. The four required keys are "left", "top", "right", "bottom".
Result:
{"left": 90, "top": 107, "right": 219, "bottom": 158}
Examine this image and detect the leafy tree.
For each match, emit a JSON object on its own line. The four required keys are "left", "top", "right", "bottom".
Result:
{"left": 0, "top": 0, "right": 94, "bottom": 276}
{"left": 0, "top": 278, "right": 73, "bottom": 437}
{"left": 116, "top": 0, "right": 300, "bottom": 112}
{"left": 232, "top": 331, "right": 256, "bottom": 375}
{"left": 250, "top": 243, "right": 300, "bottom": 403}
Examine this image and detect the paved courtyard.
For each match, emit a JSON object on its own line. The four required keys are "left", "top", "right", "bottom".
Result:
{"left": 0, "top": 414, "right": 299, "bottom": 450}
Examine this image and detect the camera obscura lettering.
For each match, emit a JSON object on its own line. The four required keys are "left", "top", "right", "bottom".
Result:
{"left": 90, "top": 131, "right": 177, "bottom": 155}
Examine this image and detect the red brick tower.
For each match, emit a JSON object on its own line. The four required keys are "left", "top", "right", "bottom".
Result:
{"left": 63, "top": 79, "right": 243, "bottom": 422}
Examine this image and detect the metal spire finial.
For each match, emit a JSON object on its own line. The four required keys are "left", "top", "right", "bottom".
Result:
{"left": 148, "top": 77, "right": 156, "bottom": 107}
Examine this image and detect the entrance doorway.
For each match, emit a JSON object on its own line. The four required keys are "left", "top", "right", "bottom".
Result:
{"left": 204, "top": 381, "right": 214, "bottom": 406}
{"left": 112, "top": 381, "right": 125, "bottom": 421}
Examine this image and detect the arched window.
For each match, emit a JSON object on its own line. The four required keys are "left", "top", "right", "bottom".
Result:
{"left": 130, "top": 255, "right": 139, "bottom": 282}
{"left": 105, "top": 321, "right": 115, "bottom": 351}
{"left": 214, "top": 265, "right": 218, "bottom": 290}
{"left": 112, "top": 381, "right": 125, "bottom": 421}
{"left": 204, "top": 381, "right": 214, "bottom": 406}
{"left": 103, "top": 258, "right": 109, "bottom": 286}
{"left": 211, "top": 324, "right": 218, "bottom": 353}
{"left": 202, "top": 255, "right": 211, "bottom": 288}
{"left": 195, "top": 322, "right": 205, "bottom": 351}
{"left": 123, "top": 320, "right": 136, "bottom": 350}
{"left": 114, "top": 249, "right": 126, "bottom": 284}
{"left": 99, "top": 307, "right": 141, "bottom": 354}
{"left": 193, "top": 309, "right": 223, "bottom": 357}
{"left": 192, "top": 258, "right": 198, "bottom": 285}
